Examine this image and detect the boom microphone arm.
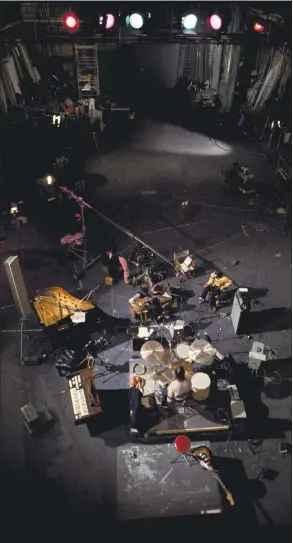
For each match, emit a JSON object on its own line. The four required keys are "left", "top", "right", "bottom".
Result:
{"left": 59, "top": 187, "right": 174, "bottom": 269}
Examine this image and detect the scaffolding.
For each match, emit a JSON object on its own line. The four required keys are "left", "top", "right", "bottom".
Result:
{"left": 33, "top": 2, "right": 62, "bottom": 57}
{"left": 75, "top": 44, "right": 100, "bottom": 101}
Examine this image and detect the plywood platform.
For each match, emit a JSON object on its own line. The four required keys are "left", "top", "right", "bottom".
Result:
{"left": 117, "top": 441, "right": 222, "bottom": 521}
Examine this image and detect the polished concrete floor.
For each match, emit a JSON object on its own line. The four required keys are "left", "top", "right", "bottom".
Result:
{"left": 0, "top": 119, "right": 291, "bottom": 536}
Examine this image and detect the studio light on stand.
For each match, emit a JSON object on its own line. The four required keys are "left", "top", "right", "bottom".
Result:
{"left": 37, "top": 175, "right": 58, "bottom": 203}
{"left": 46, "top": 175, "right": 55, "bottom": 186}
{"left": 52, "top": 114, "right": 61, "bottom": 127}
{"left": 10, "top": 202, "right": 19, "bottom": 216}
{"left": 253, "top": 22, "right": 265, "bottom": 33}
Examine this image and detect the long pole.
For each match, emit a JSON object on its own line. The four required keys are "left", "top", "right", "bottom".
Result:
{"left": 59, "top": 187, "right": 175, "bottom": 268}
{"left": 92, "top": 205, "right": 174, "bottom": 268}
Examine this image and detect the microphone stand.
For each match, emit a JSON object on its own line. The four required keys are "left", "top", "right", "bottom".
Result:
{"left": 59, "top": 187, "right": 101, "bottom": 284}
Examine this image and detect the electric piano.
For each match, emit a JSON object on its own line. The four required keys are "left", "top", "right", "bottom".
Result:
{"left": 68, "top": 368, "right": 102, "bottom": 424}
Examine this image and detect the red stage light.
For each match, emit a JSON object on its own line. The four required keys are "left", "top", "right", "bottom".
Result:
{"left": 63, "top": 12, "right": 79, "bottom": 31}
{"left": 253, "top": 22, "right": 265, "bottom": 32}
{"left": 105, "top": 13, "right": 115, "bottom": 30}
{"left": 209, "top": 14, "right": 222, "bottom": 30}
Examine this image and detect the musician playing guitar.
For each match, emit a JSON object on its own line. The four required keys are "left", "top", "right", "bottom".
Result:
{"left": 129, "top": 286, "right": 153, "bottom": 321}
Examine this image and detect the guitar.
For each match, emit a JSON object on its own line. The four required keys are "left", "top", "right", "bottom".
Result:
{"left": 131, "top": 296, "right": 153, "bottom": 314}
{"left": 191, "top": 446, "right": 235, "bottom": 507}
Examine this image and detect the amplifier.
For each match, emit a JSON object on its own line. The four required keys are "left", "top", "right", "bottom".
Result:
{"left": 4, "top": 255, "right": 32, "bottom": 320}
{"left": 21, "top": 403, "right": 53, "bottom": 435}
{"left": 231, "top": 288, "right": 251, "bottom": 335}
{"left": 248, "top": 341, "right": 268, "bottom": 371}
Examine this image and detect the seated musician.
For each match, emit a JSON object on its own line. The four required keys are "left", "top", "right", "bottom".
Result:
{"left": 129, "top": 285, "right": 172, "bottom": 322}
{"left": 151, "top": 281, "right": 171, "bottom": 299}
{"left": 162, "top": 366, "right": 192, "bottom": 405}
{"left": 103, "top": 248, "right": 130, "bottom": 284}
{"left": 198, "top": 270, "right": 232, "bottom": 312}
{"left": 129, "top": 286, "right": 152, "bottom": 321}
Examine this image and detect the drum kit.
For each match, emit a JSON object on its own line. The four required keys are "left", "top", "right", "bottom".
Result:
{"left": 139, "top": 337, "right": 216, "bottom": 401}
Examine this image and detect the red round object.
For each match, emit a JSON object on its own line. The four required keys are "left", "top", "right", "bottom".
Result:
{"left": 174, "top": 435, "right": 191, "bottom": 453}
{"left": 63, "top": 12, "right": 79, "bottom": 31}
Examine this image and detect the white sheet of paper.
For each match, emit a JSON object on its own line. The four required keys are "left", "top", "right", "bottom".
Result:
{"left": 70, "top": 311, "right": 86, "bottom": 324}
{"left": 138, "top": 327, "right": 150, "bottom": 338}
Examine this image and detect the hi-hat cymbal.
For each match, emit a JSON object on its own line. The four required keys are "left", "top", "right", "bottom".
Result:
{"left": 140, "top": 340, "right": 165, "bottom": 363}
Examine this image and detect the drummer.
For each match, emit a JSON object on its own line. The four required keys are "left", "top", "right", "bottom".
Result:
{"left": 163, "top": 366, "right": 192, "bottom": 404}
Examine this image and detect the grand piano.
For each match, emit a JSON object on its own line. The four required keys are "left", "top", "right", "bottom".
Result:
{"left": 33, "top": 286, "right": 131, "bottom": 425}
{"left": 33, "top": 286, "right": 130, "bottom": 350}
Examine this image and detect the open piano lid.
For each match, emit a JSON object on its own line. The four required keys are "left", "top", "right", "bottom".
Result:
{"left": 33, "top": 286, "right": 95, "bottom": 327}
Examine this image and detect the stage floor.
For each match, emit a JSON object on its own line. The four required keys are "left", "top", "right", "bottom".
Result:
{"left": 116, "top": 441, "right": 223, "bottom": 521}
{"left": 0, "top": 119, "right": 291, "bottom": 532}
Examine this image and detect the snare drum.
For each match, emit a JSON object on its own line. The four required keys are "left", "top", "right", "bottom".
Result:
{"left": 174, "top": 343, "right": 190, "bottom": 360}
{"left": 191, "top": 372, "right": 211, "bottom": 401}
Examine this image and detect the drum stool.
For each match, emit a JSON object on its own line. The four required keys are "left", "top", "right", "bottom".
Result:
{"left": 171, "top": 435, "right": 193, "bottom": 467}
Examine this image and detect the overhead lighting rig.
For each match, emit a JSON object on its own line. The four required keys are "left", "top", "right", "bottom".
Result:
{"left": 181, "top": 8, "right": 224, "bottom": 36}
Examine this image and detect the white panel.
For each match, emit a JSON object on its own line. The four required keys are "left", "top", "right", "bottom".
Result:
{"left": 211, "top": 45, "right": 223, "bottom": 91}
{"left": 17, "top": 42, "right": 40, "bottom": 83}
{"left": 6, "top": 57, "right": 21, "bottom": 95}
{"left": 4, "top": 256, "right": 32, "bottom": 320}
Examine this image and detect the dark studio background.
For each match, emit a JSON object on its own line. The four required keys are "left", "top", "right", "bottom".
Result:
{"left": 0, "top": 2, "right": 291, "bottom": 538}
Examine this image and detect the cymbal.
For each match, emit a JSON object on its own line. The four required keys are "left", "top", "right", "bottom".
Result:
{"left": 189, "top": 339, "right": 216, "bottom": 366}
{"left": 140, "top": 340, "right": 165, "bottom": 363}
{"left": 150, "top": 367, "right": 174, "bottom": 383}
